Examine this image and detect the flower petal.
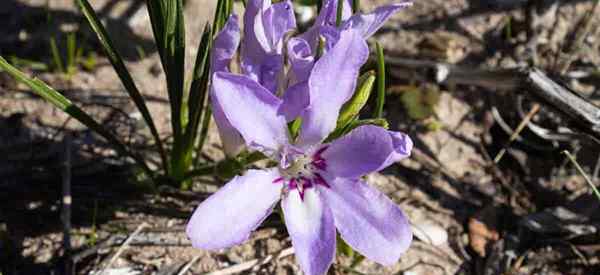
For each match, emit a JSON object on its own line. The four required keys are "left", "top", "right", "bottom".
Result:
{"left": 315, "top": 0, "right": 353, "bottom": 29}
{"left": 321, "top": 125, "right": 412, "bottom": 178}
{"left": 212, "top": 72, "right": 289, "bottom": 151}
{"left": 296, "top": 29, "right": 368, "bottom": 147}
{"left": 321, "top": 177, "right": 412, "bottom": 265}
{"left": 242, "top": 0, "right": 293, "bottom": 93}
{"left": 279, "top": 81, "right": 309, "bottom": 122}
{"left": 342, "top": 2, "right": 413, "bottom": 38}
{"left": 209, "top": 15, "right": 244, "bottom": 156}
{"left": 287, "top": 37, "right": 314, "bottom": 84}
{"left": 211, "top": 94, "right": 245, "bottom": 156}
{"left": 282, "top": 188, "right": 336, "bottom": 275}
{"left": 298, "top": 0, "right": 352, "bottom": 49}
{"left": 211, "top": 14, "right": 240, "bottom": 73}
{"left": 186, "top": 169, "right": 282, "bottom": 250}
{"left": 254, "top": 0, "right": 296, "bottom": 53}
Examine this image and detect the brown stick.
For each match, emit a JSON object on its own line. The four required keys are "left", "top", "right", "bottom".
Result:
{"left": 385, "top": 56, "right": 600, "bottom": 141}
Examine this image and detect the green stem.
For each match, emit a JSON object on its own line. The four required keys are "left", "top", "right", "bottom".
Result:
{"left": 374, "top": 42, "right": 386, "bottom": 118}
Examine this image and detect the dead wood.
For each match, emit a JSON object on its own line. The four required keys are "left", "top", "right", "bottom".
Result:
{"left": 385, "top": 56, "right": 600, "bottom": 141}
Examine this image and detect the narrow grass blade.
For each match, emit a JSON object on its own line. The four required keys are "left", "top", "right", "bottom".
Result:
{"left": 194, "top": 106, "right": 212, "bottom": 166}
{"left": 185, "top": 23, "right": 211, "bottom": 145}
{"left": 147, "top": 0, "right": 187, "bottom": 178}
{"left": 179, "top": 23, "right": 212, "bottom": 173}
{"left": 49, "top": 37, "right": 65, "bottom": 73}
{"left": 374, "top": 42, "right": 386, "bottom": 118}
{"left": 76, "top": 0, "right": 168, "bottom": 173}
{"left": 0, "top": 56, "right": 153, "bottom": 177}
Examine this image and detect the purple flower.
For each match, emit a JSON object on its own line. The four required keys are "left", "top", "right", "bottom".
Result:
{"left": 299, "top": 0, "right": 413, "bottom": 53}
{"left": 187, "top": 28, "right": 413, "bottom": 275}
{"left": 209, "top": 0, "right": 411, "bottom": 156}
{"left": 210, "top": 0, "right": 296, "bottom": 156}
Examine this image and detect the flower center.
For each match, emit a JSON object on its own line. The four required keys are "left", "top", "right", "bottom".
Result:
{"left": 273, "top": 146, "right": 330, "bottom": 200}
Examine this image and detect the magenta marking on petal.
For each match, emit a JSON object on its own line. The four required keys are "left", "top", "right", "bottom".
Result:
{"left": 313, "top": 146, "right": 329, "bottom": 158}
{"left": 273, "top": 177, "right": 284, "bottom": 184}
{"left": 289, "top": 178, "right": 298, "bottom": 190}
{"left": 312, "top": 159, "right": 327, "bottom": 171}
{"left": 300, "top": 177, "right": 313, "bottom": 188}
{"left": 313, "top": 173, "right": 330, "bottom": 188}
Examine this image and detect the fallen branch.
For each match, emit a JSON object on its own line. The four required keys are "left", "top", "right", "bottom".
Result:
{"left": 385, "top": 56, "right": 600, "bottom": 141}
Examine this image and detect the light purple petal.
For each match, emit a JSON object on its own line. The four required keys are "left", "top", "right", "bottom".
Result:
{"left": 211, "top": 92, "right": 245, "bottom": 156}
{"left": 315, "top": 0, "right": 353, "bottom": 28}
{"left": 282, "top": 188, "right": 336, "bottom": 275}
{"left": 255, "top": 0, "right": 296, "bottom": 53}
{"left": 186, "top": 169, "right": 282, "bottom": 250}
{"left": 241, "top": 0, "right": 270, "bottom": 85}
{"left": 287, "top": 37, "right": 314, "bottom": 84}
{"left": 321, "top": 125, "right": 413, "bottom": 178}
{"left": 296, "top": 29, "right": 368, "bottom": 147}
{"left": 209, "top": 15, "right": 244, "bottom": 156}
{"left": 279, "top": 81, "right": 309, "bottom": 122}
{"left": 298, "top": 0, "right": 351, "bottom": 49}
{"left": 242, "top": 0, "right": 293, "bottom": 93}
{"left": 321, "top": 177, "right": 412, "bottom": 266}
{"left": 211, "top": 14, "right": 240, "bottom": 73}
{"left": 342, "top": 2, "right": 412, "bottom": 38}
{"left": 212, "top": 72, "right": 289, "bottom": 151}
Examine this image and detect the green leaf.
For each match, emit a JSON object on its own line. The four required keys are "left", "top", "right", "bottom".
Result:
{"left": 288, "top": 117, "right": 303, "bottom": 140}
{"left": 179, "top": 23, "right": 212, "bottom": 178}
{"left": 337, "top": 70, "right": 375, "bottom": 129}
{"left": 76, "top": 0, "right": 168, "bottom": 173}
{"left": 185, "top": 23, "right": 212, "bottom": 139}
{"left": 146, "top": 0, "right": 187, "bottom": 179}
{"left": 336, "top": 234, "right": 354, "bottom": 258}
{"left": 0, "top": 56, "right": 153, "bottom": 177}
{"left": 374, "top": 42, "right": 386, "bottom": 118}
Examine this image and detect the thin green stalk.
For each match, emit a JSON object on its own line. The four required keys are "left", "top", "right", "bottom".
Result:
{"left": 374, "top": 42, "right": 386, "bottom": 118}
{"left": 49, "top": 37, "right": 65, "bottom": 73}
{"left": 352, "top": 0, "right": 360, "bottom": 13}
{"left": 336, "top": 0, "right": 344, "bottom": 26}
{"left": 66, "top": 32, "right": 77, "bottom": 75}
{"left": 562, "top": 150, "right": 600, "bottom": 202}
{"left": 76, "top": 0, "right": 168, "bottom": 173}
{"left": 0, "top": 56, "right": 154, "bottom": 177}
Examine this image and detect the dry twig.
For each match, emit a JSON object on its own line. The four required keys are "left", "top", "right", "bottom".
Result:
{"left": 206, "top": 247, "right": 294, "bottom": 275}
{"left": 97, "top": 222, "right": 148, "bottom": 275}
{"left": 386, "top": 57, "right": 600, "bottom": 141}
